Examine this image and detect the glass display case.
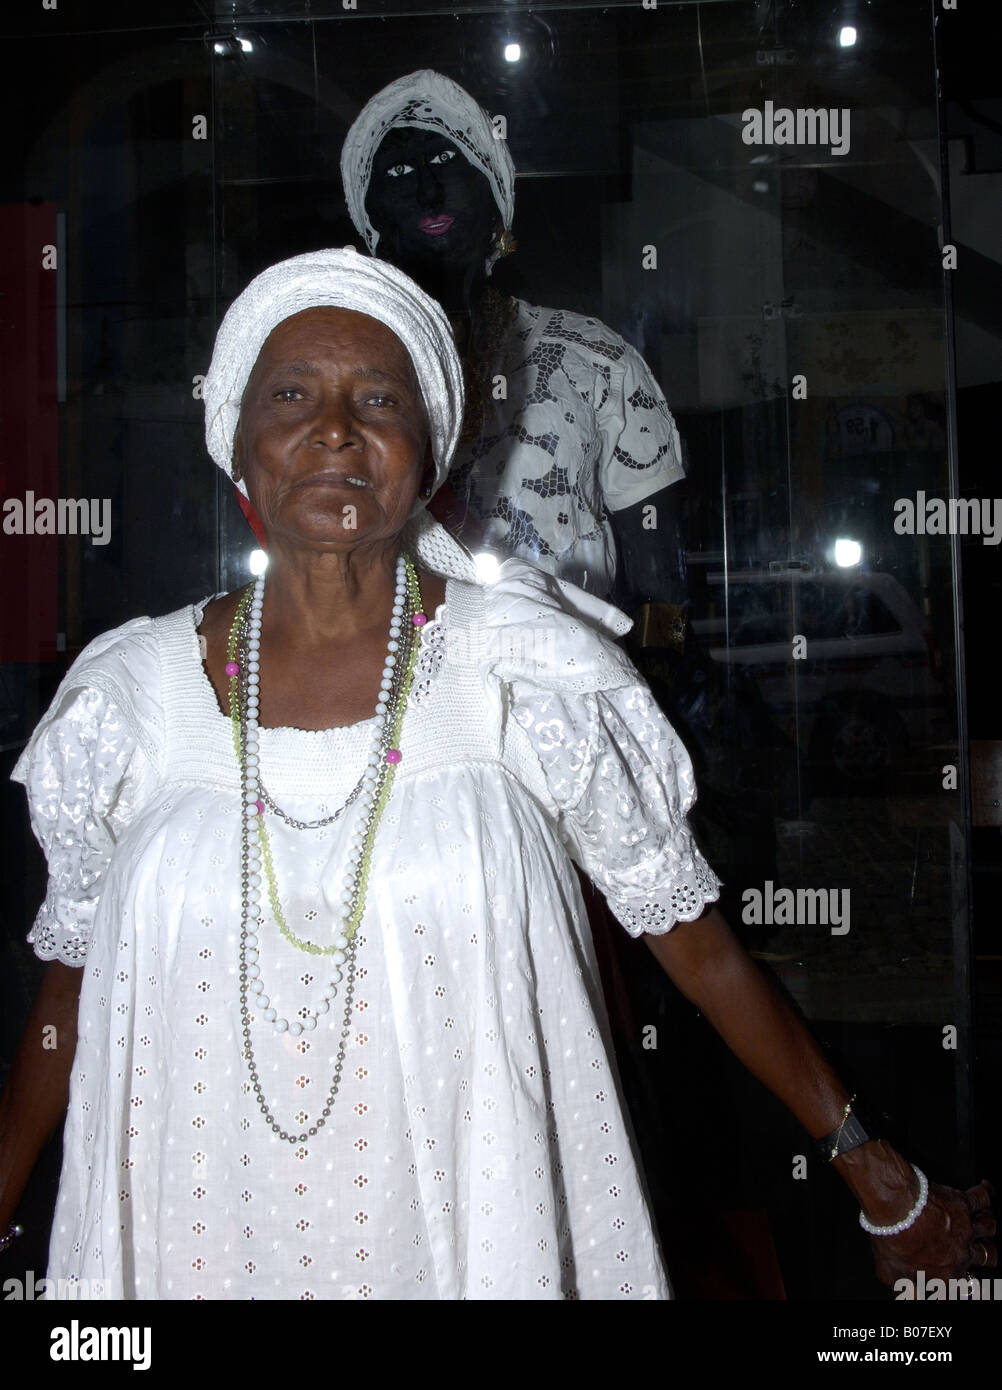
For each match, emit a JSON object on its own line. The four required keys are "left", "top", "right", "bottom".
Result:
{"left": 1, "top": 0, "right": 991, "bottom": 1304}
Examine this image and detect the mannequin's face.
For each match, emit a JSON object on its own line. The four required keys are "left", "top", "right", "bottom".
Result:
{"left": 365, "top": 127, "right": 499, "bottom": 288}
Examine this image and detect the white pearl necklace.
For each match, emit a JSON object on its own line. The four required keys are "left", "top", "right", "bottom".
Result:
{"left": 241, "top": 555, "right": 412, "bottom": 1038}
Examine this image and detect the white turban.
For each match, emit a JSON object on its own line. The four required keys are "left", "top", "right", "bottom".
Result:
{"left": 203, "top": 247, "right": 464, "bottom": 500}
{"left": 340, "top": 69, "right": 516, "bottom": 275}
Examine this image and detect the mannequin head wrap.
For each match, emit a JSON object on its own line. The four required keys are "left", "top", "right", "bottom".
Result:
{"left": 340, "top": 69, "right": 516, "bottom": 276}
{"left": 203, "top": 247, "right": 464, "bottom": 502}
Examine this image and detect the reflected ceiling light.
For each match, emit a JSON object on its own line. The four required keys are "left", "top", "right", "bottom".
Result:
{"left": 504, "top": 42, "right": 521, "bottom": 63}
{"left": 838, "top": 25, "right": 858, "bottom": 47}
{"left": 249, "top": 549, "right": 269, "bottom": 576}
{"left": 834, "top": 538, "right": 862, "bottom": 567}
{"left": 209, "top": 33, "right": 249, "bottom": 58}
{"left": 474, "top": 552, "right": 501, "bottom": 584}
{"left": 752, "top": 179, "right": 770, "bottom": 193}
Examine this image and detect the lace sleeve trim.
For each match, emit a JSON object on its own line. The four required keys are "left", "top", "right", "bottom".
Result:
{"left": 27, "top": 909, "right": 91, "bottom": 966}
{"left": 605, "top": 857, "right": 722, "bottom": 938}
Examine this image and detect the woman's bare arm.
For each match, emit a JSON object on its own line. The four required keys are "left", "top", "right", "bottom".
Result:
{"left": 0, "top": 960, "right": 82, "bottom": 1230}
{"left": 644, "top": 905, "right": 996, "bottom": 1281}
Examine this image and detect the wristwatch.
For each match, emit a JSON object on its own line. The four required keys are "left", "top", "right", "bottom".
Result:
{"left": 815, "top": 1107, "right": 878, "bottom": 1162}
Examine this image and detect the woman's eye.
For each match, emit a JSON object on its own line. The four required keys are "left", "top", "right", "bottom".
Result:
{"left": 274, "top": 388, "right": 304, "bottom": 402}
{"left": 363, "top": 394, "right": 397, "bottom": 408}
{"left": 385, "top": 162, "right": 414, "bottom": 178}
{"left": 430, "top": 149, "right": 456, "bottom": 165}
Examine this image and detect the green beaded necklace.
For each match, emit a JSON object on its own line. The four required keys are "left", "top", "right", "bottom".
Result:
{"left": 227, "top": 558, "right": 424, "bottom": 957}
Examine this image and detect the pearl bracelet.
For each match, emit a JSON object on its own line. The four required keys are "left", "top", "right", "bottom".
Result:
{"left": 859, "top": 1165, "right": 929, "bottom": 1236}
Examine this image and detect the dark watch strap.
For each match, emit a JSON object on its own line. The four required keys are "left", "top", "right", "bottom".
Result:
{"left": 816, "top": 1110, "right": 877, "bottom": 1162}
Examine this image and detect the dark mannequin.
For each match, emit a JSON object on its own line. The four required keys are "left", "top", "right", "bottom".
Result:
{"left": 365, "top": 126, "right": 686, "bottom": 616}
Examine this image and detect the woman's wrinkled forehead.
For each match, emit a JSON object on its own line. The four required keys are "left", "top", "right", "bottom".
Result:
{"left": 245, "top": 306, "right": 420, "bottom": 392}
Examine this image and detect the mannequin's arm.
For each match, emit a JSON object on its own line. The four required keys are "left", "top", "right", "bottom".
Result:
{"left": 609, "top": 483, "right": 689, "bottom": 612}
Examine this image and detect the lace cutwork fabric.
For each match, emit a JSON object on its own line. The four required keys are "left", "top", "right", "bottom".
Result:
{"left": 18, "top": 688, "right": 154, "bottom": 965}
{"left": 11, "top": 546, "right": 720, "bottom": 1301}
{"left": 448, "top": 300, "right": 686, "bottom": 595}
{"left": 408, "top": 606, "right": 448, "bottom": 707}
{"left": 510, "top": 683, "right": 722, "bottom": 937}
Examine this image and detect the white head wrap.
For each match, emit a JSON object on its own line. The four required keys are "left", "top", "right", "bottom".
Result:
{"left": 340, "top": 69, "right": 516, "bottom": 276}
{"left": 203, "top": 247, "right": 464, "bottom": 500}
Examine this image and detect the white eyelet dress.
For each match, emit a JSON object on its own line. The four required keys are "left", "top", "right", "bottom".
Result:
{"left": 12, "top": 530, "right": 721, "bottom": 1301}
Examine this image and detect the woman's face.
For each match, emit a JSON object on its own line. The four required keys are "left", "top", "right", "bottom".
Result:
{"left": 233, "top": 306, "right": 434, "bottom": 552}
{"left": 366, "top": 128, "right": 499, "bottom": 281}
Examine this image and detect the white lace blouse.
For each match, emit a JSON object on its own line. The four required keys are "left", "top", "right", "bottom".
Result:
{"left": 12, "top": 557, "right": 721, "bottom": 1301}
{"left": 449, "top": 299, "right": 686, "bottom": 596}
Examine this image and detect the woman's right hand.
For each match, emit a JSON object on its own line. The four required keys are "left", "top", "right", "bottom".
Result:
{"left": 868, "top": 1179, "right": 996, "bottom": 1291}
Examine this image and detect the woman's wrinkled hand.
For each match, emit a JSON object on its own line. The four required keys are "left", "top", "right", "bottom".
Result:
{"left": 869, "top": 1180, "right": 995, "bottom": 1290}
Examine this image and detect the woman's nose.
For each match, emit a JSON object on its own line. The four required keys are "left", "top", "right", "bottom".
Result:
{"left": 310, "top": 392, "right": 359, "bottom": 447}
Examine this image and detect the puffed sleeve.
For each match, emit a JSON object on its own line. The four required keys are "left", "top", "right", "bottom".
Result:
{"left": 597, "top": 339, "right": 686, "bottom": 513}
{"left": 512, "top": 683, "right": 722, "bottom": 935}
{"left": 484, "top": 560, "right": 722, "bottom": 936}
{"left": 10, "top": 620, "right": 161, "bottom": 966}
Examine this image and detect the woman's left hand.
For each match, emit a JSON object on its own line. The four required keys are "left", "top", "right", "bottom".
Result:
{"left": 867, "top": 1179, "right": 995, "bottom": 1290}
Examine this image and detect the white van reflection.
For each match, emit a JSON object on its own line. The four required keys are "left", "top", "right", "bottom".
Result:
{"left": 688, "top": 567, "right": 945, "bottom": 782}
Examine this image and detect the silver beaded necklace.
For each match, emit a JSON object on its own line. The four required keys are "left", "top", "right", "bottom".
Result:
{"left": 228, "top": 554, "right": 426, "bottom": 1143}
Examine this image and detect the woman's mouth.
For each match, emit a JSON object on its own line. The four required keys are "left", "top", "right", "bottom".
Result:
{"left": 295, "top": 473, "right": 370, "bottom": 491}
{"left": 419, "top": 214, "right": 455, "bottom": 236}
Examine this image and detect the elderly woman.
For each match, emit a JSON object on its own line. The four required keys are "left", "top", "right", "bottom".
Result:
{"left": 0, "top": 249, "right": 993, "bottom": 1301}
